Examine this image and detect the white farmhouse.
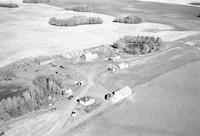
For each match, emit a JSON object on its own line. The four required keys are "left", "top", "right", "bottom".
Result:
{"left": 111, "top": 86, "right": 133, "bottom": 103}
{"left": 65, "top": 89, "right": 73, "bottom": 98}
{"left": 80, "top": 51, "right": 98, "bottom": 61}
{"left": 117, "top": 62, "right": 128, "bottom": 69}
{"left": 77, "top": 96, "right": 95, "bottom": 106}
{"left": 61, "top": 88, "right": 73, "bottom": 98}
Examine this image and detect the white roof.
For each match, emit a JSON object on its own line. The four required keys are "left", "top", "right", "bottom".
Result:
{"left": 118, "top": 86, "right": 132, "bottom": 95}
{"left": 118, "top": 62, "right": 128, "bottom": 66}
{"left": 117, "top": 63, "right": 128, "bottom": 68}
{"left": 65, "top": 89, "right": 73, "bottom": 93}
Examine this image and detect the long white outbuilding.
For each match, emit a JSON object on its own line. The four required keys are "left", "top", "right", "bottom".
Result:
{"left": 111, "top": 86, "right": 133, "bottom": 103}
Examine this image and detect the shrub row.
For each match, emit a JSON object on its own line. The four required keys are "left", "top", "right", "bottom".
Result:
{"left": 23, "top": 0, "right": 50, "bottom": 3}
{"left": 190, "top": 3, "right": 200, "bottom": 5}
{"left": 113, "top": 16, "right": 143, "bottom": 24}
{"left": 0, "top": 75, "right": 63, "bottom": 121}
{"left": 65, "top": 5, "right": 93, "bottom": 12}
{"left": 49, "top": 16, "right": 103, "bottom": 26}
{"left": 112, "top": 36, "right": 162, "bottom": 55}
{"left": 0, "top": 3, "right": 19, "bottom": 8}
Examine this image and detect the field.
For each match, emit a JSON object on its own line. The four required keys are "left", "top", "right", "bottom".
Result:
{"left": 0, "top": 0, "right": 200, "bottom": 136}
{"left": 67, "top": 60, "right": 200, "bottom": 136}
{"left": 49, "top": 0, "right": 200, "bottom": 31}
{"left": 0, "top": 0, "right": 199, "bottom": 67}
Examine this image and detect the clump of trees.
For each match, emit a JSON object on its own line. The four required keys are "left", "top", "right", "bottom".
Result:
{"left": 65, "top": 5, "right": 93, "bottom": 12}
{"left": 0, "top": 69, "right": 17, "bottom": 81}
{"left": 0, "top": 3, "right": 19, "bottom": 8}
{"left": 190, "top": 2, "right": 200, "bottom": 6}
{"left": 112, "top": 36, "right": 162, "bottom": 55}
{"left": 23, "top": 0, "right": 50, "bottom": 3}
{"left": 113, "top": 16, "right": 143, "bottom": 24}
{"left": 0, "top": 75, "right": 63, "bottom": 121}
{"left": 49, "top": 16, "right": 103, "bottom": 26}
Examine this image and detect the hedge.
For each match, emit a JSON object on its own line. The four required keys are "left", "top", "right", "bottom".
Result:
{"left": 65, "top": 5, "right": 93, "bottom": 12}
{"left": 49, "top": 16, "right": 103, "bottom": 26}
{"left": 23, "top": 0, "right": 50, "bottom": 3}
{"left": 0, "top": 3, "right": 19, "bottom": 8}
{"left": 113, "top": 16, "right": 143, "bottom": 24}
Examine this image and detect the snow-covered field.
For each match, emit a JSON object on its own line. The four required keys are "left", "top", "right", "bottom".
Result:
{"left": 138, "top": 0, "right": 200, "bottom": 6}
{"left": 0, "top": 2, "right": 198, "bottom": 67}
{"left": 0, "top": 0, "right": 22, "bottom": 3}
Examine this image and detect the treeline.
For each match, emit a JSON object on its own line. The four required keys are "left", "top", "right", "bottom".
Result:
{"left": 49, "top": 16, "right": 103, "bottom": 26}
{"left": 190, "top": 2, "right": 200, "bottom": 6}
{"left": 0, "top": 75, "right": 63, "bottom": 121}
{"left": 23, "top": 0, "right": 50, "bottom": 3}
{"left": 113, "top": 16, "right": 143, "bottom": 24}
{"left": 65, "top": 5, "right": 93, "bottom": 12}
{"left": 0, "top": 3, "right": 19, "bottom": 8}
{"left": 112, "top": 36, "right": 162, "bottom": 55}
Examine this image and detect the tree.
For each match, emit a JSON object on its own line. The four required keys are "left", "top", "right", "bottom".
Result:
{"left": 11, "top": 96, "right": 20, "bottom": 117}
{"left": 0, "top": 99, "right": 11, "bottom": 121}
{"left": 23, "top": 91, "right": 32, "bottom": 111}
{"left": 17, "top": 96, "right": 27, "bottom": 115}
{"left": 156, "top": 37, "right": 162, "bottom": 47}
{"left": 0, "top": 101, "right": 5, "bottom": 120}
{"left": 142, "top": 44, "right": 150, "bottom": 54}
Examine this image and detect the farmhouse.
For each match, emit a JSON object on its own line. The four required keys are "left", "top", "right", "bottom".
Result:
{"left": 77, "top": 96, "right": 95, "bottom": 106}
{"left": 61, "top": 88, "right": 73, "bottom": 98}
{"left": 80, "top": 51, "right": 98, "bottom": 61}
{"left": 111, "top": 86, "right": 133, "bottom": 103}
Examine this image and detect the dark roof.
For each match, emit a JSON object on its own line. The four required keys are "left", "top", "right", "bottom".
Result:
{"left": 78, "top": 96, "right": 93, "bottom": 102}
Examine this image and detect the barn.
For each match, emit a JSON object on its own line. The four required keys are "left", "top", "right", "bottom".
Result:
{"left": 117, "top": 63, "right": 128, "bottom": 69}
{"left": 77, "top": 96, "right": 95, "bottom": 106}
{"left": 111, "top": 86, "right": 133, "bottom": 103}
{"left": 80, "top": 52, "right": 98, "bottom": 61}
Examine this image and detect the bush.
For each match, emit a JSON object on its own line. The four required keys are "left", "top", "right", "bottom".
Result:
{"left": 65, "top": 5, "right": 93, "bottom": 12}
{"left": 0, "top": 70, "right": 17, "bottom": 81}
{"left": 112, "top": 36, "right": 162, "bottom": 55}
{"left": 23, "top": 0, "right": 50, "bottom": 3}
{"left": 113, "top": 16, "right": 143, "bottom": 24}
{"left": 49, "top": 16, "right": 103, "bottom": 26}
{"left": 0, "top": 3, "right": 19, "bottom": 8}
